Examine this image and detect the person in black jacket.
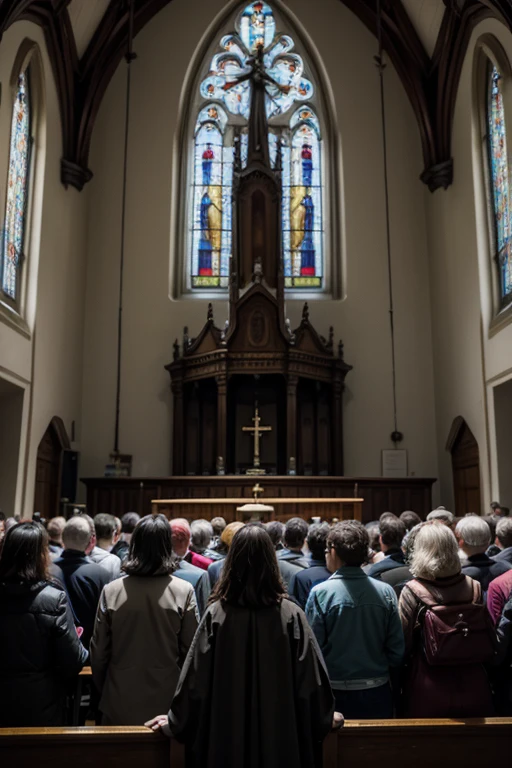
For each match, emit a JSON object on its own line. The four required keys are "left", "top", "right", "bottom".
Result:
{"left": 0, "top": 521, "right": 87, "bottom": 726}
{"left": 52, "top": 516, "right": 112, "bottom": 648}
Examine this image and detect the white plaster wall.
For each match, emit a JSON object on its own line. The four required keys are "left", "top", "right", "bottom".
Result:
{"left": 0, "top": 22, "right": 89, "bottom": 516}
{"left": 81, "top": 0, "right": 438, "bottom": 488}
{"left": 425, "top": 17, "right": 512, "bottom": 512}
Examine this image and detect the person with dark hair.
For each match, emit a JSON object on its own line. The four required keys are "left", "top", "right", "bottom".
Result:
{"left": 0, "top": 522, "right": 87, "bottom": 725}
{"left": 367, "top": 516, "right": 407, "bottom": 580}
{"left": 277, "top": 517, "right": 309, "bottom": 568}
{"left": 400, "top": 510, "right": 421, "bottom": 532}
{"left": 290, "top": 523, "right": 331, "bottom": 608}
{"left": 111, "top": 512, "right": 140, "bottom": 563}
{"left": 146, "top": 524, "right": 336, "bottom": 767}
{"left": 484, "top": 515, "right": 501, "bottom": 557}
{"left": 491, "top": 501, "right": 508, "bottom": 517}
{"left": 52, "top": 516, "right": 111, "bottom": 648}
{"left": 89, "top": 514, "right": 121, "bottom": 580}
{"left": 265, "top": 521, "right": 306, "bottom": 589}
{"left": 90, "top": 514, "right": 198, "bottom": 725}
{"left": 206, "top": 521, "right": 245, "bottom": 587}
{"left": 306, "top": 521, "right": 404, "bottom": 718}
{"left": 265, "top": 520, "right": 285, "bottom": 550}
{"left": 381, "top": 523, "right": 426, "bottom": 596}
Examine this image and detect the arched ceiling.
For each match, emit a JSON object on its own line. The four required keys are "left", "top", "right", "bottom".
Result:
{"left": 0, "top": 0, "right": 510, "bottom": 191}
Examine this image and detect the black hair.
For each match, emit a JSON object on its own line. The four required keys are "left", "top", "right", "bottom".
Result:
{"left": 265, "top": 521, "right": 285, "bottom": 548}
{"left": 307, "top": 523, "right": 330, "bottom": 562}
{"left": 380, "top": 516, "right": 406, "bottom": 549}
{"left": 400, "top": 510, "right": 422, "bottom": 531}
{"left": 94, "top": 513, "right": 117, "bottom": 541}
{"left": 123, "top": 514, "right": 177, "bottom": 576}
{"left": 0, "top": 522, "right": 49, "bottom": 583}
{"left": 210, "top": 524, "right": 285, "bottom": 608}
{"left": 284, "top": 517, "right": 308, "bottom": 549}
{"left": 328, "top": 521, "right": 369, "bottom": 567}
{"left": 121, "top": 512, "right": 140, "bottom": 534}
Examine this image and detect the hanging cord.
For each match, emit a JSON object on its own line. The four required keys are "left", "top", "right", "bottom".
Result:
{"left": 114, "top": 0, "right": 137, "bottom": 454}
{"left": 375, "top": 0, "right": 401, "bottom": 444}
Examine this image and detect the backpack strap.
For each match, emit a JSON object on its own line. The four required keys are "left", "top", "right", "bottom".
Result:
{"left": 406, "top": 579, "right": 437, "bottom": 607}
{"left": 468, "top": 576, "right": 482, "bottom": 604}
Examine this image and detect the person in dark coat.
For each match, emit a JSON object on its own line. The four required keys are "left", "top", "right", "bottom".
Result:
{"left": 277, "top": 517, "right": 310, "bottom": 569}
{"left": 0, "top": 521, "right": 87, "bottom": 726}
{"left": 456, "top": 517, "right": 512, "bottom": 594}
{"left": 367, "top": 516, "right": 407, "bottom": 579}
{"left": 146, "top": 524, "right": 337, "bottom": 767}
{"left": 494, "top": 518, "right": 512, "bottom": 565}
{"left": 111, "top": 512, "right": 140, "bottom": 563}
{"left": 206, "top": 522, "right": 245, "bottom": 587}
{"left": 289, "top": 523, "right": 331, "bottom": 608}
{"left": 52, "top": 516, "right": 111, "bottom": 648}
{"left": 381, "top": 523, "right": 427, "bottom": 596}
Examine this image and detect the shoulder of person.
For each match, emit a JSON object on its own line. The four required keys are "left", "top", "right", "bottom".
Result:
{"left": 31, "top": 582, "right": 68, "bottom": 614}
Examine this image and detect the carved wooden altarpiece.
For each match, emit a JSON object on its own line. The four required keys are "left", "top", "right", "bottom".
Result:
{"left": 166, "top": 49, "right": 352, "bottom": 476}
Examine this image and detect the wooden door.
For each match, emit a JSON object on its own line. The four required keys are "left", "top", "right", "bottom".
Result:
{"left": 34, "top": 417, "right": 70, "bottom": 519}
{"left": 447, "top": 417, "right": 481, "bottom": 516}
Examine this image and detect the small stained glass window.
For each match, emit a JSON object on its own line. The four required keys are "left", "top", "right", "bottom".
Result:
{"left": 487, "top": 64, "right": 512, "bottom": 304}
{"left": 190, "top": 1, "right": 324, "bottom": 292}
{"left": 2, "top": 69, "right": 32, "bottom": 305}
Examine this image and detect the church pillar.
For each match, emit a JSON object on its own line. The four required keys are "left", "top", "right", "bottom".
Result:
{"left": 332, "top": 378, "right": 343, "bottom": 475}
{"left": 216, "top": 374, "right": 227, "bottom": 468}
{"left": 287, "top": 375, "right": 298, "bottom": 472}
{"left": 172, "top": 380, "right": 184, "bottom": 475}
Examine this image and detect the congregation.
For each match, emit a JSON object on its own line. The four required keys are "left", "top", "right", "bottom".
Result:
{"left": 1, "top": 505, "right": 512, "bottom": 764}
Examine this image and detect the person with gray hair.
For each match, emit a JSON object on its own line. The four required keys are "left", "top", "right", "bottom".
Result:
{"left": 456, "top": 516, "right": 512, "bottom": 593}
{"left": 399, "top": 522, "right": 495, "bottom": 717}
{"left": 494, "top": 517, "right": 512, "bottom": 565}
{"left": 47, "top": 516, "right": 66, "bottom": 558}
{"left": 426, "top": 508, "right": 455, "bottom": 528}
{"left": 52, "top": 516, "right": 111, "bottom": 648}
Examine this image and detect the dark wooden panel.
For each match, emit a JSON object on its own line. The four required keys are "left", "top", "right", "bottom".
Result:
{"left": 83, "top": 476, "right": 435, "bottom": 523}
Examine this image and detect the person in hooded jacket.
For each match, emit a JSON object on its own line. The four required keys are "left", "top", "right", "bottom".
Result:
{"left": 0, "top": 521, "right": 87, "bottom": 726}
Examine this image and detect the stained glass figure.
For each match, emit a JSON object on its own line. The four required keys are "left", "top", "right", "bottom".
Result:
{"left": 488, "top": 64, "right": 512, "bottom": 302}
{"left": 2, "top": 69, "right": 31, "bottom": 303}
{"left": 190, "top": 2, "right": 323, "bottom": 291}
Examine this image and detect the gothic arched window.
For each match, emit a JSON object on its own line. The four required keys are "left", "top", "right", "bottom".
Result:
{"left": 486, "top": 60, "right": 512, "bottom": 307}
{"left": 2, "top": 66, "right": 32, "bottom": 310}
{"left": 187, "top": 1, "right": 329, "bottom": 294}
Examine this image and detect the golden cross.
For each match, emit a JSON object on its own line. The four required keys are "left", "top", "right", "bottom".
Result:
{"left": 242, "top": 406, "right": 272, "bottom": 468}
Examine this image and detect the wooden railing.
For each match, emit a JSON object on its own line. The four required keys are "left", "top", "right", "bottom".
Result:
{"left": 2, "top": 719, "right": 512, "bottom": 768}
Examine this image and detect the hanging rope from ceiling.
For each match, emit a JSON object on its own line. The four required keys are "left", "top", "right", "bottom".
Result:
{"left": 375, "top": 0, "right": 402, "bottom": 446}
{"left": 113, "top": 0, "right": 137, "bottom": 455}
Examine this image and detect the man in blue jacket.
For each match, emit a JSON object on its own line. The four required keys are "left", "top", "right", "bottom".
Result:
{"left": 306, "top": 520, "right": 404, "bottom": 718}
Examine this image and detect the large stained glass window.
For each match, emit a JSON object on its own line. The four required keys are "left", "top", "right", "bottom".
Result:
{"left": 190, "top": 1, "right": 324, "bottom": 291}
{"left": 487, "top": 63, "right": 512, "bottom": 304}
{"left": 2, "top": 68, "right": 32, "bottom": 305}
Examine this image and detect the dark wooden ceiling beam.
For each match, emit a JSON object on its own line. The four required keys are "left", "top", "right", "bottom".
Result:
{"left": 1, "top": 0, "right": 512, "bottom": 191}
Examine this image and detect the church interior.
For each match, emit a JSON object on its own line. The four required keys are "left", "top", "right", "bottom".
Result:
{"left": 2, "top": 0, "right": 512, "bottom": 764}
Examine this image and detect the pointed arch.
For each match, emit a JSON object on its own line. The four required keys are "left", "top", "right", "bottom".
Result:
{"left": 170, "top": 0, "right": 343, "bottom": 301}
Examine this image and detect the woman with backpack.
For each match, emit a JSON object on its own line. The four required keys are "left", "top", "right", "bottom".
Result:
{"left": 398, "top": 522, "right": 496, "bottom": 717}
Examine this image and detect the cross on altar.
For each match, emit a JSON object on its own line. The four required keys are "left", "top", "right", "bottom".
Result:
{"left": 242, "top": 406, "right": 272, "bottom": 474}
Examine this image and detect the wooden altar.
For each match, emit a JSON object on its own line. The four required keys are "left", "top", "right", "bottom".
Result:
{"left": 81, "top": 475, "right": 435, "bottom": 524}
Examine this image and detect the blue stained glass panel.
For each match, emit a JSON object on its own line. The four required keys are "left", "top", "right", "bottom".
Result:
{"left": 488, "top": 65, "right": 512, "bottom": 300}
{"left": 2, "top": 69, "right": 31, "bottom": 301}
{"left": 190, "top": 3, "right": 324, "bottom": 291}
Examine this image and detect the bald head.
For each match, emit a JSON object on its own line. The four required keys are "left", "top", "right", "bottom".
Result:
{"left": 62, "top": 516, "right": 93, "bottom": 553}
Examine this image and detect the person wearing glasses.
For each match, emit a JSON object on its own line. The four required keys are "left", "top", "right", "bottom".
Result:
{"left": 306, "top": 520, "right": 404, "bottom": 719}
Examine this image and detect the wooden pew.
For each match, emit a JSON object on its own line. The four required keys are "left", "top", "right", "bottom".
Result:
{"left": 324, "top": 718, "right": 512, "bottom": 767}
{"left": 2, "top": 719, "right": 512, "bottom": 768}
{"left": 0, "top": 726, "right": 184, "bottom": 768}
